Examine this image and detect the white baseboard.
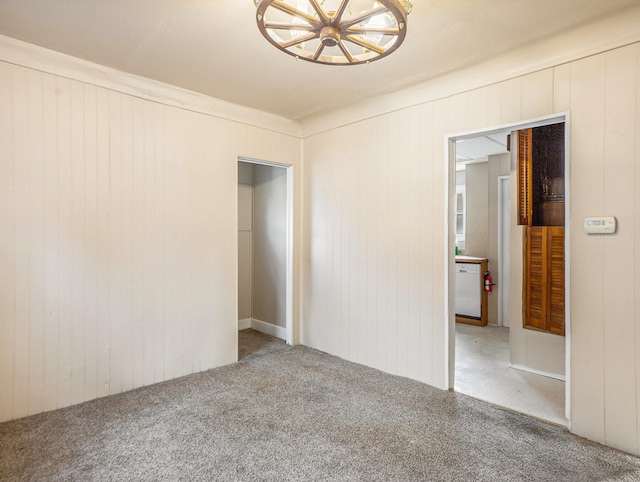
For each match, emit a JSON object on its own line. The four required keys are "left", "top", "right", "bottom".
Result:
{"left": 238, "top": 318, "right": 252, "bottom": 330}
{"left": 238, "top": 318, "right": 286, "bottom": 340}
{"left": 509, "top": 363, "right": 566, "bottom": 381}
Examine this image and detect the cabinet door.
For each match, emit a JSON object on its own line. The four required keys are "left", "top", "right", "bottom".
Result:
{"left": 523, "top": 226, "right": 565, "bottom": 335}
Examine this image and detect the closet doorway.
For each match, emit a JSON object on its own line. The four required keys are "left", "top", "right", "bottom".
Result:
{"left": 237, "top": 157, "right": 294, "bottom": 357}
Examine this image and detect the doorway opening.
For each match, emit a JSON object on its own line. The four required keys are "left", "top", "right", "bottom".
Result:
{"left": 447, "top": 114, "right": 570, "bottom": 427}
{"left": 237, "top": 157, "right": 294, "bottom": 360}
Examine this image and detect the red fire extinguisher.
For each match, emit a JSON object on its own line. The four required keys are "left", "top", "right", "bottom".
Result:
{"left": 484, "top": 271, "right": 493, "bottom": 293}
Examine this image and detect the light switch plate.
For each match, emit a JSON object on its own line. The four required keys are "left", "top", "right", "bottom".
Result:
{"left": 584, "top": 216, "right": 617, "bottom": 234}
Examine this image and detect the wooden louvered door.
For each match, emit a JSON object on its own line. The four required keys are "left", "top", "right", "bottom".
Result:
{"left": 547, "top": 228, "right": 566, "bottom": 335}
{"left": 523, "top": 226, "right": 546, "bottom": 330}
{"left": 523, "top": 226, "right": 565, "bottom": 335}
{"left": 517, "top": 129, "right": 533, "bottom": 226}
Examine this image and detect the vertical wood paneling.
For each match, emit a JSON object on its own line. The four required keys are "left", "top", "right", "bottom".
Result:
{"left": 142, "top": 100, "right": 156, "bottom": 385}
{"left": 119, "top": 93, "right": 134, "bottom": 393}
{"left": 635, "top": 43, "right": 640, "bottom": 455}
{"left": 501, "top": 77, "right": 523, "bottom": 125}
{"left": 108, "top": 90, "right": 123, "bottom": 394}
{"left": 569, "top": 55, "right": 607, "bottom": 442}
{"left": 152, "top": 102, "right": 165, "bottom": 383}
{"left": 330, "top": 130, "right": 344, "bottom": 359}
{"left": 347, "top": 124, "right": 361, "bottom": 361}
{"left": 162, "top": 106, "right": 176, "bottom": 382}
{"left": 396, "top": 108, "right": 411, "bottom": 378}
{"left": 553, "top": 63, "right": 572, "bottom": 113}
{"left": 131, "top": 97, "right": 145, "bottom": 389}
{"left": 487, "top": 83, "right": 503, "bottom": 127}
{"left": 521, "top": 69, "right": 554, "bottom": 119}
{"left": 374, "top": 116, "right": 388, "bottom": 372}
{"left": 602, "top": 45, "right": 638, "bottom": 454}
{"left": 42, "top": 73, "right": 59, "bottom": 410}
{"left": 56, "top": 75, "right": 73, "bottom": 409}
{"left": 12, "top": 67, "right": 31, "bottom": 417}
{"left": 429, "top": 98, "right": 448, "bottom": 387}
{"left": 356, "top": 123, "right": 368, "bottom": 361}
{"left": 385, "top": 111, "right": 399, "bottom": 375}
{"left": 364, "top": 120, "right": 378, "bottom": 367}
{"left": 70, "top": 79, "right": 86, "bottom": 406}
{"left": 405, "top": 105, "right": 422, "bottom": 381}
{"left": 83, "top": 83, "right": 98, "bottom": 402}
{"left": 209, "top": 118, "right": 236, "bottom": 367}
{"left": 0, "top": 62, "right": 14, "bottom": 418}
{"left": 339, "top": 125, "right": 352, "bottom": 359}
{"left": 12, "top": 64, "right": 31, "bottom": 420}
{"left": 419, "top": 101, "right": 436, "bottom": 384}
{"left": 95, "top": 87, "right": 110, "bottom": 399}
{"left": 26, "top": 68, "right": 45, "bottom": 415}
{"left": 0, "top": 59, "right": 301, "bottom": 423}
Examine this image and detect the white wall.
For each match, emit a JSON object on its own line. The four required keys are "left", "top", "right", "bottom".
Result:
{"left": 251, "top": 165, "right": 287, "bottom": 329}
{"left": 238, "top": 163, "right": 253, "bottom": 321}
{"left": 487, "top": 154, "right": 510, "bottom": 327}
{"left": 303, "top": 106, "right": 446, "bottom": 385}
{"left": 301, "top": 42, "right": 640, "bottom": 455}
{"left": 0, "top": 57, "right": 301, "bottom": 422}
{"left": 464, "top": 163, "right": 489, "bottom": 258}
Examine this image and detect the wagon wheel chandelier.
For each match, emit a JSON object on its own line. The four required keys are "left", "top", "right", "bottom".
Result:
{"left": 254, "top": 0, "right": 413, "bottom": 65}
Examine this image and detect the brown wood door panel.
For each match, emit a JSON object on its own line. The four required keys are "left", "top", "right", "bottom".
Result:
{"left": 548, "top": 227, "right": 565, "bottom": 335}
{"left": 524, "top": 226, "right": 547, "bottom": 331}
{"left": 523, "top": 226, "right": 565, "bottom": 335}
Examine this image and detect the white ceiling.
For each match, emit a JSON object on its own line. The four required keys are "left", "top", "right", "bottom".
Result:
{"left": 456, "top": 132, "right": 509, "bottom": 168}
{"left": 0, "top": 0, "right": 638, "bottom": 121}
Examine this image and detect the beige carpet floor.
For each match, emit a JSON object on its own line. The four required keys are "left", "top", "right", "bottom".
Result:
{"left": 238, "top": 328, "right": 287, "bottom": 361}
{"left": 1, "top": 339, "right": 639, "bottom": 481}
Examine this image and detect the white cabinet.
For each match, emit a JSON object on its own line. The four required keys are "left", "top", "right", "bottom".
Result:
{"left": 455, "top": 263, "right": 481, "bottom": 318}
{"left": 455, "top": 256, "right": 488, "bottom": 326}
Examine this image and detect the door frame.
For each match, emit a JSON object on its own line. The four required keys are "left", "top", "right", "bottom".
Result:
{"left": 237, "top": 156, "right": 295, "bottom": 346}
{"left": 497, "top": 175, "right": 510, "bottom": 328}
{"left": 445, "top": 112, "right": 571, "bottom": 423}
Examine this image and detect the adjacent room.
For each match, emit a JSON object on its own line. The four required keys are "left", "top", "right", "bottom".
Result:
{"left": 452, "top": 125, "right": 566, "bottom": 426}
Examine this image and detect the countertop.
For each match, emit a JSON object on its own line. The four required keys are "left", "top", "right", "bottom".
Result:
{"left": 455, "top": 255, "right": 488, "bottom": 263}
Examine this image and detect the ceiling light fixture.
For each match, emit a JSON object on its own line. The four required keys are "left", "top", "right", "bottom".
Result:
{"left": 254, "top": 0, "right": 413, "bottom": 65}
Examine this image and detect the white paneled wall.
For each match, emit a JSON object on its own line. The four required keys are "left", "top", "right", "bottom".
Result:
{"left": 0, "top": 60, "right": 301, "bottom": 422}
{"left": 302, "top": 42, "right": 640, "bottom": 455}
{"left": 252, "top": 164, "right": 287, "bottom": 329}
{"left": 303, "top": 103, "right": 446, "bottom": 386}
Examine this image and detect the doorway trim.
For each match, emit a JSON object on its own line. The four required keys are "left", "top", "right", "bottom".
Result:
{"left": 445, "top": 112, "right": 571, "bottom": 424}
{"left": 497, "top": 175, "right": 510, "bottom": 328}
{"left": 237, "top": 156, "right": 295, "bottom": 347}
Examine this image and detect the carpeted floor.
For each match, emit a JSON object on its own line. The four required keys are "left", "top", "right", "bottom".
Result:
{"left": 1, "top": 343, "right": 639, "bottom": 481}
{"left": 238, "top": 328, "right": 287, "bottom": 361}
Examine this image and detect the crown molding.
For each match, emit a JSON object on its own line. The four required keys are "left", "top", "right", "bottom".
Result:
{"left": 299, "top": 5, "right": 640, "bottom": 138}
{"left": 0, "top": 34, "right": 302, "bottom": 138}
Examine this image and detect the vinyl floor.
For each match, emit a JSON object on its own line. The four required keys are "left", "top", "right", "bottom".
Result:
{"left": 454, "top": 323, "right": 566, "bottom": 426}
